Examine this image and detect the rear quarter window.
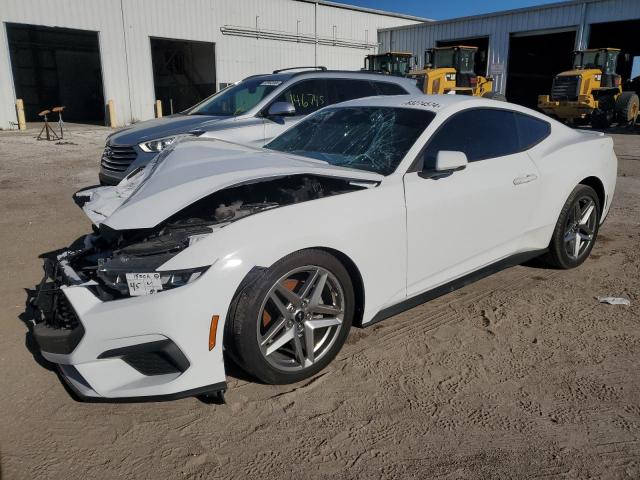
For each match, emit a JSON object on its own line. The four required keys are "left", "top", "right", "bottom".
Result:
{"left": 514, "top": 112, "right": 551, "bottom": 150}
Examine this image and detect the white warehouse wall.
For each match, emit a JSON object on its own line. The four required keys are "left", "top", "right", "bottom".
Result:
{"left": 0, "top": 0, "right": 423, "bottom": 128}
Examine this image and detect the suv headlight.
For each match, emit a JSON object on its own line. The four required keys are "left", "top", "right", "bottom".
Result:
{"left": 139, "top": 135, "right": 180, "bottom": 153}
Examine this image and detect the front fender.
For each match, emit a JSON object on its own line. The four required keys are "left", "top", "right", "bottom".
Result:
{"left": 160, "top": 179, "right": 408, "bottom": 324}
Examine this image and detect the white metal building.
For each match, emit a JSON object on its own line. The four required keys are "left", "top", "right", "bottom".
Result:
{"left": 0, "top": 0, "right": 426, "bottom": 129}
{"left": 379, "top": 0, "right": 640, "bottom": 108}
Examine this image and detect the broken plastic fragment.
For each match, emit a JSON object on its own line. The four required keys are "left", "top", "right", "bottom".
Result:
{"left": 597, "top": 296, "right": 631, "bottom": 306}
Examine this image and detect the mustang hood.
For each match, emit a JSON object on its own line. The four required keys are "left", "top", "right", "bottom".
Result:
{"left": 77, "top": 137, "right": 383, "bottom": 231}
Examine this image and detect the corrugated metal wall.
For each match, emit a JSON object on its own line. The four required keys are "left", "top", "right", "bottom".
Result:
{"left": 379, "top": 0, "right": 640, "bottom": 94}
{"left": 0, "top": 0, "right": 420, "bottom": 128}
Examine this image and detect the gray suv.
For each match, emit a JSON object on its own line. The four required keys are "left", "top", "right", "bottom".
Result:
{"left": 99, "top": 68, "right": 422, "bottom": 185}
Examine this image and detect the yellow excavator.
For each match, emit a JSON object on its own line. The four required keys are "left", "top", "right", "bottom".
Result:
{"left": 363, "top": 51, "right": 414, "bottom": 77}
{"left": 408, "top": 46, "right": 505, "bottom": 100}
{"left": 538, "top": 48, "right": 639, "bottom": 128}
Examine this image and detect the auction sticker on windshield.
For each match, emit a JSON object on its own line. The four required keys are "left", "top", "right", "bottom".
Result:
{"left": 126, "top": 272, "right": 163, "bottom": 296}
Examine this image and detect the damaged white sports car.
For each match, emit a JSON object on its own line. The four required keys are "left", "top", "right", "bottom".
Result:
{"left": 31, "top": 95, "right": 617, "bottom": 401}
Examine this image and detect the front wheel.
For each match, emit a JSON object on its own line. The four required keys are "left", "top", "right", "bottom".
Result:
{"left": 543, "top": 184, "right": 601, "bottom": 269}
{"left": 226, "top": 250, "right": 354, "bottom": 384}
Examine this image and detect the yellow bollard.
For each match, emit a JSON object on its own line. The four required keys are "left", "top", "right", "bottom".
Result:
{"left": 155, "top": 99, "right": 163, "bottom": 118}
{"left": 15, "top": 99, "right": 26, "bottom": 130}
{"left": 107, "top": 100, "right": 117, "bottom": 128}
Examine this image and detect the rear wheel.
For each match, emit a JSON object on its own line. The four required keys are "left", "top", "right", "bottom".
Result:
{"left": 591, "top": 95, "right": 615, "bottom": 129}
{"left": 482, "top": 91, "right": 507, "bottom": 102}
{"left": 226, "top": 250, "right": 354, "bottom": 384}
{"left": 543, "top": 184, "right": 600, "bottom": 269}
{"left": 616, "top": 91, "right": 640, "bottom": 124}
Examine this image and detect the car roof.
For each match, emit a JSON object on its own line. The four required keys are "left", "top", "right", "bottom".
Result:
{"left": 243, "top": 70, "right": 419, "bottom": 87}
{"left": 330, "top": 94, "right": 553, "bottom": 120}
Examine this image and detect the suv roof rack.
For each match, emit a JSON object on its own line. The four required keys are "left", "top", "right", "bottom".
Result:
{"left": 272, "top": 66, "right": 327, "bottom": 74}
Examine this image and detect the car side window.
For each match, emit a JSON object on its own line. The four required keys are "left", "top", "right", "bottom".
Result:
{"left": 514, "top": 112, "right": 551, "bottom": 150}
{"left": 422, "top": 108, "right": 520, "bottom": 169}
{"left": 325, "top": 79, "right": 378, "bottom": 104}
{"left": 373, "top": 82, "right": 408, "bottom": 95}
{"left": 272, "top": 79, "right": 329, "bottom": 116}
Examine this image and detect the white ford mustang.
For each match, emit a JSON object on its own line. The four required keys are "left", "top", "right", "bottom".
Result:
{"left": 31, "top": 95, "right": 617, "bottom": 401}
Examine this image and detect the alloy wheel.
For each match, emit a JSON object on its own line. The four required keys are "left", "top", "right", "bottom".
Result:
{"left": 563, "top": 195, "right": 597, "bottom": 260}
{"left": 257, "top": 266, "right": 345, "bottom": 371}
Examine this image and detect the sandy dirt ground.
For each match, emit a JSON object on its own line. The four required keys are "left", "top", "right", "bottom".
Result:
{"left": 0, "top": 124, "right": 639, "bottom": 480}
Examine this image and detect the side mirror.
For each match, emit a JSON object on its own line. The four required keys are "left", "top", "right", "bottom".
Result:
{"left": 419, "top": 151, "right": 467, "bottom": 179}
{"left": 267, "top": 101, "right": 296, "bottom": 117}
{"left": 435, "top": 150, "right": 468, "bottom": 172}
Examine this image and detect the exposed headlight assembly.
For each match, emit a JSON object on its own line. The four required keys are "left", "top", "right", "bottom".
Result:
{"left": 97, "top": 263, "right": 210, "bottom": 297}
{"left": 96, "top": 228, "right": 213, "bottom": 298}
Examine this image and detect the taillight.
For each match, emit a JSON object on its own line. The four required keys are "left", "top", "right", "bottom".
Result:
{"left": 470, "top": 76, "right": 478, "bottom": 85}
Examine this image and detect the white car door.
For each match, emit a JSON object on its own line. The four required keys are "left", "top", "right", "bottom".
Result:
{"left": 403, "top": 107, "right": 542, "bottom": 297}
{"left": 263, "top": 116, "right": 304, "bottom": 145}
{"left": 263, "top": 78, "right": 331, "bottom": 144}
{"left": 206, "top": 117, "right": 267, "bottom": 147}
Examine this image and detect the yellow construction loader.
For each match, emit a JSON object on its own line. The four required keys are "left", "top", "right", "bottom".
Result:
{"left": 363, "top": 51, "right": 414, "bottom": 77}
{"left": 538, "top": 48, "right": 639, "bottom": 128}
{"left": 408, "top": 46, "right": 505, "bottom": 100}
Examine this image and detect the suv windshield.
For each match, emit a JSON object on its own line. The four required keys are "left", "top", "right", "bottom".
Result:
{"left": 188, "top": 77, "right": 281, "bottom": 116}
{"left": 265, "top": 106, "right": 435, "bottom": 175}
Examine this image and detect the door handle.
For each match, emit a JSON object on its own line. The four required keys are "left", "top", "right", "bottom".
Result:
{"left": 513, "top": 173, "right": 538, "bottom": 185}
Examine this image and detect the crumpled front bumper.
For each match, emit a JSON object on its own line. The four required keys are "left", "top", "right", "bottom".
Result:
{"left": 30, "top": 255, "right": 227, "bottom": 401}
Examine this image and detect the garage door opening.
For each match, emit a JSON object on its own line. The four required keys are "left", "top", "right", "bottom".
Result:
{"left": 589, "top": 19, "right": 640, "bottom": 90}
{"left": 506, "top": 30, "right": 576, "bottom": 109}
{"left": 6, "top": 23, "right": 105, "bottom": 123}
{"left": 150, "top": 38, "right": 216, "bottom": 115}
{"left": 437, "top": 37, "right": 489, "bottom": 76}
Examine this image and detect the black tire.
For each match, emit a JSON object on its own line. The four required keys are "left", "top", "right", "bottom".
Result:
{"left": 591, "top": 112, "right": 611, "bottom": 130}
{"left": 225, "top": 249, "right": 355, "bottom": 384}
{"left": 571, "top": 117, "right": 589, "bottom": 127}
{"left": 615, "top": 91, "right": 639, "bottom": 124}
{"left": 482, "top": 91, "right": 507, "bottom": 102}
{"left": 591, "top": 95, "right": 615, "bottom": 130}
{"left": 542, "top": 184, "right": 601, "bottom": 269}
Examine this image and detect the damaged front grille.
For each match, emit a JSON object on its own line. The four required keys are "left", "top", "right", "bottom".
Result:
{"left": 33, "top": 259, "right": 82, "bottom": 328}
{"left": 31, "top": 259, "right": 85, "bottom": 354}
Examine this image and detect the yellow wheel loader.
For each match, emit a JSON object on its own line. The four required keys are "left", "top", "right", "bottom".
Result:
{"left": 363, "top": 51, "right": 414, "bottom": 77}
{"left": 538, "top": 48, "right": 639, "bottom": 129}
{"left": 408, "top": 46, "right": 505, "bottom": 100}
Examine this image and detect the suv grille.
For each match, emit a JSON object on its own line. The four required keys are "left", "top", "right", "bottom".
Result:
{"left": 101, "top": 144, "right": 137, "bottom": 172}
{"left": 550, "top": 75, "right": 580, "bottom": 101}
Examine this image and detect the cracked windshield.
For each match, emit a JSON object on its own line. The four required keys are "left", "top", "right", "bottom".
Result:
{"left": 265, "top": 106, "right": 435, "bottom": 175}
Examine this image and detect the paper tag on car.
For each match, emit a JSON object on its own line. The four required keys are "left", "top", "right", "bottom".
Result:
{"left": 126, "top": 272, "right": 163, "bottom": 296}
